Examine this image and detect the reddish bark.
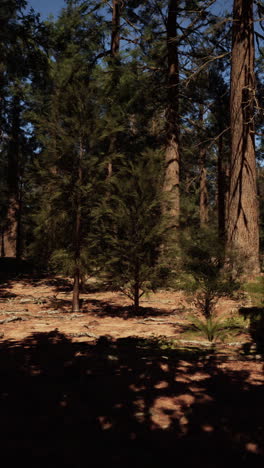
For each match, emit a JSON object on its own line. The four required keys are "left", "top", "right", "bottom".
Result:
{"left": 227, "top": 0, "right": 260, "bottom": 275}
{"left": 163, "top": 0, "right": 180, "bottom": 226}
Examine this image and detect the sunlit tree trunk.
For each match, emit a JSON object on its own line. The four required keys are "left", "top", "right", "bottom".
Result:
{"left": 4, "top": 95, "right": 20, "bottom": 258}
{"left": 226, "top": 0, "right": 260, "bottom": 275}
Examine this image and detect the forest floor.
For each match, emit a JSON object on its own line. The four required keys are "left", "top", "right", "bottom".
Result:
{"left": 0, "top": 274, "right": 263, "bottom": 466}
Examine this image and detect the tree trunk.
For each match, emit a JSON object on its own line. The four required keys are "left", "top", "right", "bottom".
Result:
{"left": 1, "top": 229, "right": 5, "bottom": 257}
{"left": 199, "top": 147, "right": 208, "bottom": 227}
{"left": 72, "top": 139, "right": 83, "bottom": 313}
{"left": 217, "top": 134, "right": 226, "bottom": 240}
{"left": 226, "top": 0, "right": 260, "bottom": 275}
{"left": 3, "top": 198, "right": 18, "bottom": 257}
{"left": 198, "top": 106, "right": 208, "bottom": 227}
{"left": 111, "top": 0, "right": 120, "bottom": 57}
{"left": 133, "top": 263, "right": 140, "bottom": 313}
{"left": 72, "top": 266, "right": 80, "bottom": 313}
{"left": 134, "top": 284, "right": 140, "bottom": 313}
{"left": 163, "top": 0, "right": 180, "bottom": 226}
{"left": 3, "top": 94, "right": 20, "bottom": 258}
{"left": 108, "top": 0, "right": 121, "bottom": 178}
{"left": 16, "top": 187, "right": 22, "bottom": 260}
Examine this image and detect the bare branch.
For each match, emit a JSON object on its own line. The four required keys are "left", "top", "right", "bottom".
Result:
{"left": 184, "top": 52, "right": 230, "bottom": 86}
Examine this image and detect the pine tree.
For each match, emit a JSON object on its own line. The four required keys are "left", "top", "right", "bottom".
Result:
{"left": 92, "top": 151, "right": 167, "bottom": 311}
{"left": 0, "top": 0, "right": 43, "bottom": 259}
{"left": 226, "top": 0, "right": 260, "bottom": 275}
{"left": 29, "top": 2, "right": 107, "bottom": 311}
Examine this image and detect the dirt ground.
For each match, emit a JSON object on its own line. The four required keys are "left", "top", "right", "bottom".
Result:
{"left": 0, "top": 276, "right": 253, "bottom": 343}
{"left": 0, "top": 276, "right": 263, "bottom": 467}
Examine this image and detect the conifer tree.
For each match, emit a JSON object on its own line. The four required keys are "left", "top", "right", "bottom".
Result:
{"left": 92, "top": 151, "right": 167, "bottom": 311}
{"left": 30, "top": 1, "right": 107, "bottom": 311}
{"left": 0, "top": 2, "right": 41, "bottom": 259}
{"left": 107, "top": 0, "right": 122, "bottom": 178}
{"left": 226, "top": 0, "right": 260, "bottom": 275}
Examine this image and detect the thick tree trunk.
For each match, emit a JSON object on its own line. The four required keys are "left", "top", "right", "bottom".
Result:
{"left": 163, "top": 0, "right": 180, "bottom": 226}
{"left": 72, "top": 140, "right": 83, "bottom": 313}
{"left": 226, "top": 0, "right": 260, "bottom": 275}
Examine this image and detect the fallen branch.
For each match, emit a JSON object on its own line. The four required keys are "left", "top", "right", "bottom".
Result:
{"left": 136, "top": 319, "right": 184, "bottom": 326}
{"left": 0, "top": 316, "right": 24, "bottom": 324}
{"left": 69, "top": 332, "right": 99, "bottom": 339}
{"left": 175, "top": 339, "right": 248, "bottom": 347}
{"left": 0, "top": 310, "right": 27, "bottom": 314}
{"left": 37, "top": 310, "right": 60, "bottom": 314}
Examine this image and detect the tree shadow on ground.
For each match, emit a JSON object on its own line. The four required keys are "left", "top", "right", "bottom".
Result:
{"left": 40, "top": 297, "right": 173, "bottom": 318}
{"left": 0, "top": 286, "right": 16, "bottom": 299}
{"left": 0, "top": 272, "right": 174, "bottom": 319}
{"left": 240, "top": 306, "right": 264, "bottom": 356}
{"left": 0, "top": 259, "right": 73, "bottom": 294}
{"left": 0, "top": 332, "right": 263, "bottom": 467}
{"left": 16, "top": 276, "right": 73, "bottom": 292}
{"left": 83, "top": 299, "right": 173, "bottom": 319}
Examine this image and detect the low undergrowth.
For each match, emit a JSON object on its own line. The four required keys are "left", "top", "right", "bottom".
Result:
{"left": 183, "top": 314, "right": 248, "bottom": 343}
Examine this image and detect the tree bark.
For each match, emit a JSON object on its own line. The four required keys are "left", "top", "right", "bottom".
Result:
{"left": 226, "top": 0, "right": 260, "bottom": 275}
{"left": 3, "top": 94, "right": 20, "bottom": 258}
{"left": 72, "top": 139, "right": 83, "bottom": 313}
{"left": 199, "top": 147, "right": 208, "bottom": 227}
{"left": 133, "top": 262, "right": 140, "bottom": 313}
{"left": 163, "top": 0, "right": 180, "bottom": 226}
{"left": 108, "top": 0, "right": 121, "bottom": 178}
{"left": 16, "top": 186, "right": 22, "bottom": 260}
{"left": 198, "top": 106, "right": 208, "bottom": 227}
{"left": 1, "top": 229, "right": 5, "bottom": 257}
{"left": 111, "top": 0, "right": 120, "bottom": 57}
{"left": 72, "top": 266, "right": 80, "bottom": 313}
{"left": 218, "top": 135, "right": 226, "bottom": 240}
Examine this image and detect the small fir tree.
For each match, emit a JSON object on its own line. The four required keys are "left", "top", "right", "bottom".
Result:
{"left": 92, "top": 151, "right": 169, "bottom": 312}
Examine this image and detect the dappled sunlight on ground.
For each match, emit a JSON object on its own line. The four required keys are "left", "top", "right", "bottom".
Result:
{"left": 0, "top": 276, "right": 263, "bottom": 466}
{"left": 0, "top": 331, "right": 263, "bottom": 467}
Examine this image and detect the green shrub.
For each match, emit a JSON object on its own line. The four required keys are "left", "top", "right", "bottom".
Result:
{"left": 243, "top": 277, "right": 264, "bottom": 307}
{"left": 179, "top": 227, "right": 240, "bottom": 317}
{"left": 186, "top": 314, "right": 248, "bottom": 343}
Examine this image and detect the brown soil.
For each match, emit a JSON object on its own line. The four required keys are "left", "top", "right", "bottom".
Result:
{"left": 0, "top": 276, "right": 251, "bottom": 343}
{"left": 0, "top": 277, "right": 263, "bottom": 467}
